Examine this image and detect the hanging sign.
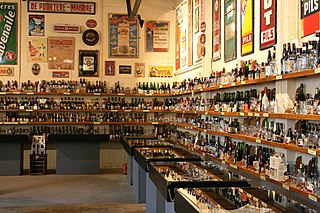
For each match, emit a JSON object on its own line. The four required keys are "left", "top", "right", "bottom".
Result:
{"left": 28, "top": 1, "right": 96, "bottom": 15}
{"left": 212, "top": 0, "right": 221, "bottom": 61}
{"left": 0, "top": 3, "right": 17, "bottom": 65}
{"left": 0, "top": 67, "right": 14, "bottom": 76}
{"left": 241, "top": 0, "right": 254, "bottom": 56}
{"left": 260, "top": 0, "right": 277, "bottom": 50}
{"left": 300, "top": 0, "right": 320, "bottom": 37}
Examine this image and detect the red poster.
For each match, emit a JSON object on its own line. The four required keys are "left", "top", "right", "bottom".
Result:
{"left": 260, "top": 0, "right": 276, "bottom": 50}
{"left": 187, "top": 0, "right": 193, "bottom": 66}
{"left": 301, "top": 0, "right": 320, "bottom": 37}
{"left": 212, "top": 0, "right": 221, "bottom": 61}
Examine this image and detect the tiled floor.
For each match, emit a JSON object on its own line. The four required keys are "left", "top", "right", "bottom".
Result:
{"left": 0, "top": 171, "right": 145, "bottom": 213}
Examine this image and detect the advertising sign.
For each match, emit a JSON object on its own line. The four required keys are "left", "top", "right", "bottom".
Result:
{"left": 145, "top": 21, "right": 169, "bottom": 52}
{"left": 224, "top": 0, "right": 237, "bottom": 62}
{"left": 260, "top": 0, "right": 276, "bottom": 50}
{"left": 241, "top": 0, "right": 254, "bottom": 56}
{"left": 28, "top": 1, "right": 95, "bottom": 14}
{"left": 300, "top": 0, "right": 320, "bottom": 37}
{"left": 148, "top": 66, "right": 173, "bottom": 78}
{"left": 212, "top": 0, "right": 221, "bottom": 61}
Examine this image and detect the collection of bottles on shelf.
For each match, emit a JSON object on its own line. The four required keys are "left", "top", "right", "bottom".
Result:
{"left": 139, "top": 148, "right": 176, "bottom": 158}
{"left": 170, "top": 130, "right": 320, "bottom": 197}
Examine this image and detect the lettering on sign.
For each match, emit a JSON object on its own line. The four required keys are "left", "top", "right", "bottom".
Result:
{"left": 28, "top": 1, "right": 96, "bottom": 14}
{"left": 260, "top": 0, "right": 276, "bottom": 50}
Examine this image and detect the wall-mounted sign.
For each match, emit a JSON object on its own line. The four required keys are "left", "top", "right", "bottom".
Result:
{"left": 53, "top": 24, "right": 80, "bottom": 33}
{"left": 86, "top": 19, "right": 97, "bottom": 28}
{"left": 52, "top": 71, "right": 69, "bottom": 78}
{"left": 105, "top": 61, "right": 115, "bottom": 76}
{"left": 300, "top": 0, "right": 320, "bottom": 37}
{"left": 79, "top": 50, "right": 99, "bottom": 77}
{"left": 28, "top": 1, "right": 96, "bottom": 15}
{"left": 135, "top": 63, "right": 145, "bottom": 77}
{"left": 32, "top": 63, "right": 41, "bottom": 75}
{"left": 119, "top": 65, "right": 132, "bottom": 74}
{"left": 224, "top": 0, "right": 237, "bottom": 62}
{"left": 0, "top": 3, "right": 17, "bottom": 65}
{"left": 29, "top": 14, "right": 45, "bottom": 36}
{"left": 145, "top": 21, "right": 169, "bottom": 52}
{"left": 241, "top": 0, "right": 254, "bottom": 56}
{"left": 27, "top": 38, "right": 47, "bottom": 62}
{"left": 148, "top": 66, "right": 172, "bottom": 78}
{"left": 0, "top": 67, "right": 14, "bottom": 76}
{"left": 47, "top": 37, "right": 75, "bottom": 70}
{"left": 212, "top": 0, "right": 221, "bottom": 61}
{"left": 260, "top": 0, "right": 276, "bottom": 50}
{"left": 82, "top": 29, "right": 99, "bottom": 46}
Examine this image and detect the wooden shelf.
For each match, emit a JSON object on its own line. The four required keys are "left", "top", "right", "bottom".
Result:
{"left": 0, "top": 121, "right": 169, "bottom": 125}
{"left": 0, "top": 109, "right": 174, "bottom": 113}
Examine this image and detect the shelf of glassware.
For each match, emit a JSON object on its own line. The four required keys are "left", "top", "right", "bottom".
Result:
{"left": 167, "top": 138, "right": 320, "bottom": 205}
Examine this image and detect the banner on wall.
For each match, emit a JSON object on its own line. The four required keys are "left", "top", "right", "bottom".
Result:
{"left": 260, "top": 0, "right": 276, "bottom": 50}
{"left": 224, "top": 0, "right": 237, "bottom": 62}
{"left": 47, "top": 37, "right": 75, "bottom": 70}
{"left": 145, "top": 21, "right": 169, "bottom": 52}
{"left": 148, "top": 66, "right": 173, "bottom": 78}
{"left": 109, "top": 14, "right": 138, "bottom": 58}
{"left": 28, "top": 1, "right": 96, "bottom": 14}
{"left": 27, "top": 38, "right": 47, "bottom": 62}
{"left": 212, "top": 0, "right": 221, "bottom": 61}
{"left": 241, "top": 0, "right": 254, "bottom": 56}
{"left": 187, "top": 0, "right": 193, "bottom": 66}
{"left": 300, "top": 0, "right": 320, "bottom": 37}
{"left": 0, "top": 3, "right": 17, "bottom": 65}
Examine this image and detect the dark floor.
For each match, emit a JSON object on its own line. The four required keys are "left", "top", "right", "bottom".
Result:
{"left": 0, "top": 171, "right": 145, "bottom": 213}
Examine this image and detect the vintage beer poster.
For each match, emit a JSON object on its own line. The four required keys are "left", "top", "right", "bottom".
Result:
{"left": 241, "top": 0, "right": 254, "bottom": 56}
{"left": 135, "top": 62, "right": 145, "bottom": 77}
{"left": 224, "top": 0, "right": 237, "bottom": 62}
{"left": 175, "top": 2, "right": 188, "bottom": 70}
{"left": 105, "top": 61, "right": 115, "bottom": 76}
{"left": 212, "top": 0, "right": 221, "bottom": 61}
{"left": 47, "top": 37, "right": 75, "bottom": 70}
{"left": 260, "top": 0, "right": 276, "bottom": 50}
{"left": 27, "top": 38, "right": 47, "bottom": 62}
{"left": 148, "top": 66, "right": 173, "bottom": 78}
{"left": 300, "top": 0, "right": 320, "bottom": 37}
{"left": 29, "top": 14, "right": 45, "bottom": 36}
{"left": 119, "top": 65, "right": 132, "bottom": 74}
{"left": 187, "top": 0, "right": 193, "bottom": 66}
{"left": 145, "top": 21, "right": 169, "bottom": 52}
{"left": 28, "top": 1, "right": 96, "bottom": 14}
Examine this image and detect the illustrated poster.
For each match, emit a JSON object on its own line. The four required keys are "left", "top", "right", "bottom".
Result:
{"left": 175, "top": 1, "right": 188, "bottom": 70}
{"left": 135, "top": 62, "right": 145, "bottom": 77}
{"left": 47, "top": 37, "right": 75, "bottom": 70}
{"left": 148, "top": 66, "right": 173, "bottom": 78}
{"left": 300, "top": 0, "right": 319, "bottom": 37}
{"left": 109, "top": 14, "right": 138, "bottom": 58}
{"left": 260, "top": 0, "right": 276, "bottom": 49}
{"left": 212, "top": 0, "right": 221, "bottom": 61}
{"left": 145, "top": 21, "right": 169, "bottom": 52}
{"left": 241, "top": 0, "right": 254, "bottom": 56}
{"left": 105, "top": 61, "right": 115, "bottom": 76}
{"left": 27, "top": 38, "right": 47, "bottom": 62}
{"left": 224, "top": 0, "right": 237, "bottom": 62}
{"left": 29, "top": 14, "right": 45, "bottom": 36}
{"left": 187, "top": 0, "right": 193, "bottom": 66}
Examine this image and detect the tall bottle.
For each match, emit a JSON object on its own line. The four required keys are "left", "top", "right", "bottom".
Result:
{"left": 281, "top": 43, "right": 287, "bottom": 74}
{"left": 262, "top": 87, "right": 269, "bottom": 112}
{"left": 309, "top": 40, "right": 318, "bottom": 69}
{"left": 285, "top": 43, "right": 293, "bottom": 73}
{"left": 266, "top": 50, "right": 272, "bottom": 77}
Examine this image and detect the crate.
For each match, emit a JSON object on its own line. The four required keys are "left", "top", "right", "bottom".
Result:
{"left": 29, "top": 154, "right": 47, "bottom": 175}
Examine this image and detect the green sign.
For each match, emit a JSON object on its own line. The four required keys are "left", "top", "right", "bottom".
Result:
{"left": 0, "top": 3, "right": 17, "bottom": 65}
{"left": 224, "top": 0, "right": 236, "bottom": 62}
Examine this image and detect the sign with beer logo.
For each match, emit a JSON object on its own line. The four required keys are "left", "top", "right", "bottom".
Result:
{"left": 301, "top": 0, "right": 320, "bottom": 37}
{"left": 148, "top": 66, "right": 173, "bottom": 78}
{"left": 0, "top": 67, "right": 13, "bottom": 76}
{"left": 224, "top": 0, "right": 237, "bottom": 62}
{"left": 260, "top": 0, "right": 277, "bottom": 50}
{"left": 212, "top": 0, "right": 221, "bottom": 61}
{"left": 241, "top": 0, "right": 254, "bottom": 56}
{"left": 0, "top": 3, "right": 17, "bottom": 65}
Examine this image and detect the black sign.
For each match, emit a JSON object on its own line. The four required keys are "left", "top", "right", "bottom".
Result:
{"left": 301, "top": 0, "right": 319, "bottom": 19}
{"left": 119, "top": 65, "right": 132, "bottom": 74}
{"left": 82, "top": 29, "right": 99, "bottom": 46}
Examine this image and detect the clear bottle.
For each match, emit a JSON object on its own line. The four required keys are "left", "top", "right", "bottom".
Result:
{"left": 298, "top": 42, "right": 309, "bottom": 71}
{"left": 281, "top": 43, "right": 287, "bottom": 74}
{"left": 285, "top": 42, "right": 293, "bottom": 73}
{"left": 308, "top": 40, "right": 318, "bottom": 69}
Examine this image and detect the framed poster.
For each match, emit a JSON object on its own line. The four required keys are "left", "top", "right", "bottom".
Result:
{"left": 109, "top": 14, "right": 138, "bottom": 58}
{"left": 79, "top": 50, "right": 99, "bottom": 77}
{"left": 212, "top": 0, "right": 221, "bottom": 61}
{"left": 224, "top": 0, "right": 237, "bottom": 62}
{"left": 260, "top": 0, "right": 276, "bottom": 50}
{"left": 148, "top": 66, "right": 173, "bottom": 78}
{"left": 176, "top": 2, "right": 188, "bottom": 70}
{"left": 241, "top": 0, "right": 254, "bottom": 56}
{"left": 187, "top": 0, "right": 193, "bottom": 66}
{"left": 135, "top": 63, "right": 145, "bottom": 77}
{"left": 27, "top": 38, "right": 47, "bottom": 62}
{"left": 119, "top": 65, "right": 132, "bottom": 74}
{"left": 300, "top": 0, "right": 319, "bottom": 37}
{"left": 145, "top": 21, "right": 169, "bottom": 52}
{"left": 194, "top": 6, "right": 200, "bottom": 33}
{"left": 0, "top": 3, "right": 17, "bottom": 65}
{"left": 47, "top": 37, "right": 75, "bottom": 70}
{"left": 29, "top": 14, "right": 45, "bottom": 36}
{"left": 105, "top": 61, "right": 115, "bottom": 76}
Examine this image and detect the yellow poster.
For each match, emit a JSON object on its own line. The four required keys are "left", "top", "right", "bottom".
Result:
{"left": 241, "top": 0, "right": 253, "bottom": 56}
{"left": 27, "top": 38, "right": 47, "bottom": 62}
{"left": 148, "top": 66, "right": 173, "bottom": 78}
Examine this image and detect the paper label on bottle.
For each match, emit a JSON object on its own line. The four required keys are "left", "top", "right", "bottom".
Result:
{"left": 118, "top": 93, "right": 125, "bottom": 96}
{"left": 94, "top": 122, "right": 100, "bottom": 125}
{"left": 230, "top": 164, "right": 237, "bottom": 169}
{"left": 240, "top": 112, "right": 245, "bottom": 116}
{"left": 239, "top": 188, "right": 243, "bottom": 193}
{"left": 314, "top": 68, "right": 320, "bottom": 74}
{"left": 26, "top": 109, "right": 33, "bottom": 112}
{"left": 63, "top": 92, "right": 70, "bottom": 95}
{"left": 94, "top": 93, "right": 101, "bottom": 96}
{"left": 276, "top": 75, "right": 283, "bottom": 80}
{"left": 27, "top": 92, "right": 34, "bottom": 95}
{"left": 143, "top": 110, "right": 150, "bottom": 112}
{"left": 254, "top": 113, "right": 260, "bottom": 117}
{"left": 308, "top": 149, "right": 317, "bottom": 156}
{"left": 308, "top": 194, "right": 318, "bottom": 202}
{"left": 0, "top": 92, "right": 5, "bottom": 95}
{"left": 263, "top": 113, "right": 269, "bottom": 117}
{"left": 247, "top": 193, "right": 252, "bottom": 198}
{"left": 260, "top": 175, "right": 266, "bottom": 180}
{"left": 152, "top": 122, "right": 159, "bottom": 125}
{"left": 262, "top": 202, "right": 268, "bottom": 207}
{"left": 248, "top": 112, "right": 253, "bottom": 116}
{"left": 282, "top": 184, "right": 289, "bottom": 190}
{"left": 256, "top": 138, "right": 261, "bottom": 143}
{"left": 241, "top": 81, "right": 246, "bottom": 85}
{"left": 231, "top": 83, "right": 236, "bottom": 86}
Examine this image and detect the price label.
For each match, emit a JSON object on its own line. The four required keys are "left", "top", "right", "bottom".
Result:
{"left": 276, "top": 75, "right": 283, "bottom": 80}
{"left": 230, "top": 164, "right": 237, "bottom": 169}
{"left": 26, "top": 109, "right": 33, "bottom": 112}
{"left": 11, "top": 122, "right": 18, "bottom": 125}
{"left": 308, "top": 194, "right": 318, "bottom": 202}
{"left": 204, "top": 130, "right": 207, "bottom": 133}
{"left": 27, "top": 92, "right": 34, "bottom": 95}
{"left": 146, "top": 93, "right": 152, "bottom": 96}
{"left": 20, "top": 122, "right": 27, "bottom": 124}
{"left": 315, "top": 68, "right": 320, "bottom": 74}
{"left": 262, "top": 202, "right": 268, "bottom": 208}
{"left": 308, "top": 149, "right": 317, "bottom": 156}
{"left": 282, "top": 184, "right": 290, "bottom": 190}
{"left": 4, "top": 122, "right": 11, "bottom": 124}
{"left": 239, "top": 188, "right": 243, "bottom": 193}
{"left": 260, "top": 175, "right": 266, "bottom": 180}
{"left": 152, "top": 122, "right": 159, "bottom": 125}
{"left": 205, "top": 111, "right": 208, "bottom": 115}
{"left": 118, "top": 93, "right": 125, "bottom": 96}
{"left": 248, "top": 113, "right": 253, "bottom": 116}
{"left": 143, "top": 110, "right": 150, "bottom": 112}
{"left": 221, "top": 112, "right": 225, "bottom": 115}
{"left": 0, "top": 92, "right": 6, "bottom": 95}
{"left": 263, "top": 113, "right": 269, "bottom": 117}
{"left": 200, "top": 89, "right": 203, "bottom": 92}
{"left": 254, "top": 113, "right": 260, "bottom": 117}
{"left": 13, "top": 92, "right": 20, "bottom": 94}
{"left": 247, "top": 193, "right": 252, "bottom": 198}
{"left": 231, "top": 83, "right": 236, "bottom": 86}
{"left": 253, "top": 197, "right": 259, "bottom": 202}
{"left": 63, "top": 92, "right": 70, "bottom": 95}
{"left": 222, "top": 161, "right": 226, "bottom": 164}
{"left": 94, "top": 122, "right": 101, "bottom": 125}
{"left": 124, "top": 110, "right": 131, "bottom": 112}
{"left": 240, "top": 112, "right": 245, "bottom": 116}
{"left": 219, "top": 85, "right": 223, "bottom": 88}
{"left": 256, "top": 138, "right": 261, "bottom": 143}
{"left": 111, "top": 110, "right": 118, "bottom": 112}
{"left": 94, "top": 93, "right": 101, "bottom": 96}
{"left": 241, "top": 81, "right": 246, "bottom": 85}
